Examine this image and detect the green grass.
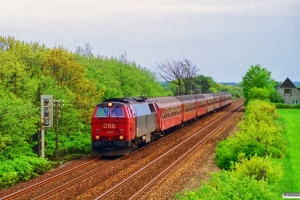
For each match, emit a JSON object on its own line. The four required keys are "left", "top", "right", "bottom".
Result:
{"left": 271, "top": 109, "right": 300, "bottom": 198}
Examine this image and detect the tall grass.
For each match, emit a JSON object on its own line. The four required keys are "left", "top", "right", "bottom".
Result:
{"left": 271, "top": 109, "right": 300, "bottom": 198}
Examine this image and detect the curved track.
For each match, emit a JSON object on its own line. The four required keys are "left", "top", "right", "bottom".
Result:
{"left": 95, "top": 103, "right": 243, "bottom": 199}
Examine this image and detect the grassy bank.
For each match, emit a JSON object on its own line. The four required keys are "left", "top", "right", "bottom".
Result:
{"left": 271, "top": 109, "right": 300, "bottom": 198}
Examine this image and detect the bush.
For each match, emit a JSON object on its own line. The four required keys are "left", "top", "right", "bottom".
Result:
{"left": 0, "top": 156, "right": 52, "bottom": 190}
{"left": 216, "top": 134, "right": 265, "bottom": 170}
{"left": 176, "top": 170, "right": 277, "bottom": 200}
{"left": 274, "top": 103, "right": 300, "bottom": 109}
{"left": 233, "top": 155, "right": 283, "bottom": 184}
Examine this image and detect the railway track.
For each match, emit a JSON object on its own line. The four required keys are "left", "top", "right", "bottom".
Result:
{"left": 1, "top": 100, "right": 243, "bottom": 199}
{"left": 93, "top": 102, "right": 244, "bottom": 199}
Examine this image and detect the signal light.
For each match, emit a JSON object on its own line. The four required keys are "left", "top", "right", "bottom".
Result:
{"left": 41, "top": 95, "right": 53, "bottom": 128}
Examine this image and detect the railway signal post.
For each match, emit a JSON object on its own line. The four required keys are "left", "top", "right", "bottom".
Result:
{"left": 41, "top": 95, "right": 53, "bottom": 158}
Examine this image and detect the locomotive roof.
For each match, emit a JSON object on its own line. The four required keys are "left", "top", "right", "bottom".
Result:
{"left": 101, "top": 97, "right": 148, "bottom": 104}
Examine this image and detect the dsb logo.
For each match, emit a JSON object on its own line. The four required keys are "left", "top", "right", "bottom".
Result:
{"left": 103, "top": 123, "right": 116, "bottom": 129}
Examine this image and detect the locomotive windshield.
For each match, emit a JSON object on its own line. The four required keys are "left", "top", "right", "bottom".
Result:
{"left": 95, "top": 105, "right": 125, "bottom": 117}
{"left": 96, "top": 106, "right": 109, "bottom": 117}
{"left": 111, "top": 106, "right": 125, "bottom": 117}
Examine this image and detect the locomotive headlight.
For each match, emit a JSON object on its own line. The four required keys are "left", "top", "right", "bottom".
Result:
{"left": 119, "top": 135, "right": 124, "bottom": 140}
{"left": 95, "top": 136, "right": 100, "bottom": 139}
{"left": 107, "top": 102, "right": 113, "bottom": 107}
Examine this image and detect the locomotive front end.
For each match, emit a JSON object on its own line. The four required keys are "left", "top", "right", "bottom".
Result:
{"left": 91, "top": 101, "right": 135, "bottom": 156}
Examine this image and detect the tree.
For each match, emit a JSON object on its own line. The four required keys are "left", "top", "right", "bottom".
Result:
{"left": 247, "top": 87, "right": 270, "bottom": 102}
{"left": 192, "top": 75, "right": 217, "bottom": 93}
{"left": 241, "top": 65, "right": 275, "bottom": 105}
{"left": 42, "top": 48, "right": 103, "bottom": 123}
{"left": 75, "top": 43, "right": 93, "bottom": 58}
{"left": 156, "top": 59, "right": 199, "bottom": 95}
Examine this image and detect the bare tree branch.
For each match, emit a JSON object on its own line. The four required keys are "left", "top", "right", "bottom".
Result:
{"left": 156, "top": 59, "right": 200, "bottom": 95}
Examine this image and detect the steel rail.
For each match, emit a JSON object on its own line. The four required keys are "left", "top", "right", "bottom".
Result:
{"left": 95, "top": 103, "right": 243, "bottom": 199}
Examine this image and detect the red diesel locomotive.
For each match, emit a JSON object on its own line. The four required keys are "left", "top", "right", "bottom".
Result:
{"left": 91, "top": 92, "right": 232, "bottom": 156}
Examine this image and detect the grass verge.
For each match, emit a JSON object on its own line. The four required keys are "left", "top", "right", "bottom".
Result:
{"left": 271, "top": 109, "right": 300, "bottom": 198}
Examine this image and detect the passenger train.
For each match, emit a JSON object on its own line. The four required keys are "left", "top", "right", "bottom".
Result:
{"left": 91, "top": 92, "right": 232, "bottom": 156}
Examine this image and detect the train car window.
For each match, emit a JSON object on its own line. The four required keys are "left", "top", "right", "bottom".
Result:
{"left": 95, "top": 106, "right": 108, "bottom": 117}
{"left": 148, "top": 103, "right": 156, "bottom": 113}
{"left": 111, "top": 106, "right": 125, "bottom": 117}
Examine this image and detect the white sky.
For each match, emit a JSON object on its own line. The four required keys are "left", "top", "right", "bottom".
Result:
{"left": 1, "top": 0, "right": 299, "bottom": 82}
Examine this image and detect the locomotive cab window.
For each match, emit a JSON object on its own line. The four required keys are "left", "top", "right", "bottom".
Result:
{"left": 111, "top": 106, "right": 125, "bottom": 117}
{"left": 96, "top": 106, "right": 109, "bottom": 117}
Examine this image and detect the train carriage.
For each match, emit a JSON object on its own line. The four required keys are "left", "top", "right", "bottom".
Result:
{"left": 202, "top": 94, "right": 215, "bottom": 113}
{"left": 175, "top": 95, "right": 197, "bottom": 123}
{"left": 194, "top": 94, "right": 207, "bottom": 117}
{"left": 222, "top": 92, "right": 232, "bottom": 105}
{"left": 212, "top": 93, "right": 222, "bottom": 110}
{"left": 148, "top": 96, "right": 182, "bottom": 132}
{"left": 220, "top": 93, "right": 227, "bottom": 107}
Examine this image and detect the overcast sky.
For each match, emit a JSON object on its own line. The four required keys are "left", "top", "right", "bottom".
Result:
{"left": 1, "top": 0, "right": 299, "bottom": 82}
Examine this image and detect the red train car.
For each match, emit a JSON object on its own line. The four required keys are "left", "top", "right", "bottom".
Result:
{"left": 195, "top": 94, "right": 207, "bottom": 117}
{"left": 175, "top": 95, "right": 197, "bottom": 123}
{"left": 148, "top": 96, "right": 182, "bottom": 134}
{"left": 202, "top": 94, "right": 214, "bottom": 113}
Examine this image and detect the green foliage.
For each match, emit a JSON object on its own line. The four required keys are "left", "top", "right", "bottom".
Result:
{"left": 77, "top": 54, "right": 169, "bottom": 100}
{"left": 269, "top": 89, "right": 283, "bottom": 103}
{"left": 0, "top": 156, "right": 52, "bottom": 189}
{"left": 247, "top": 87, "right": 270, "bottom": 102}
{"left": 242, "top": 64, "right": 276, "bottom": 105}
{"left": 274, "top": 103, "right": 300, "bottom": 109}
{"left": 219, "top": 84, "right": 243, "bottom": 100}
{"left": 42, "top": 48, "right": 104, "bottom": 123}
{"left": 216, "top": 133, "right": 265, "bottom": 170}
{"left": 193, "top": 75, "right": 217, "bottom": 93}
{"left": 233, "top": 155, "right": 283, "bottom": 184}
{"left": 176, "top": 170, "right": 277, "bottom": 200}
{"left": 216, "top": 100, "right": 287, "bottom": 169}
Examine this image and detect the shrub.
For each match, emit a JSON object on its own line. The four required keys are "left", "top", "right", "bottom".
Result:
{"left": 0, "top": 156, "right": 52, "bottom": 190}
{"left": 176, "top": 170, "right": 277, "bottom": 200}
